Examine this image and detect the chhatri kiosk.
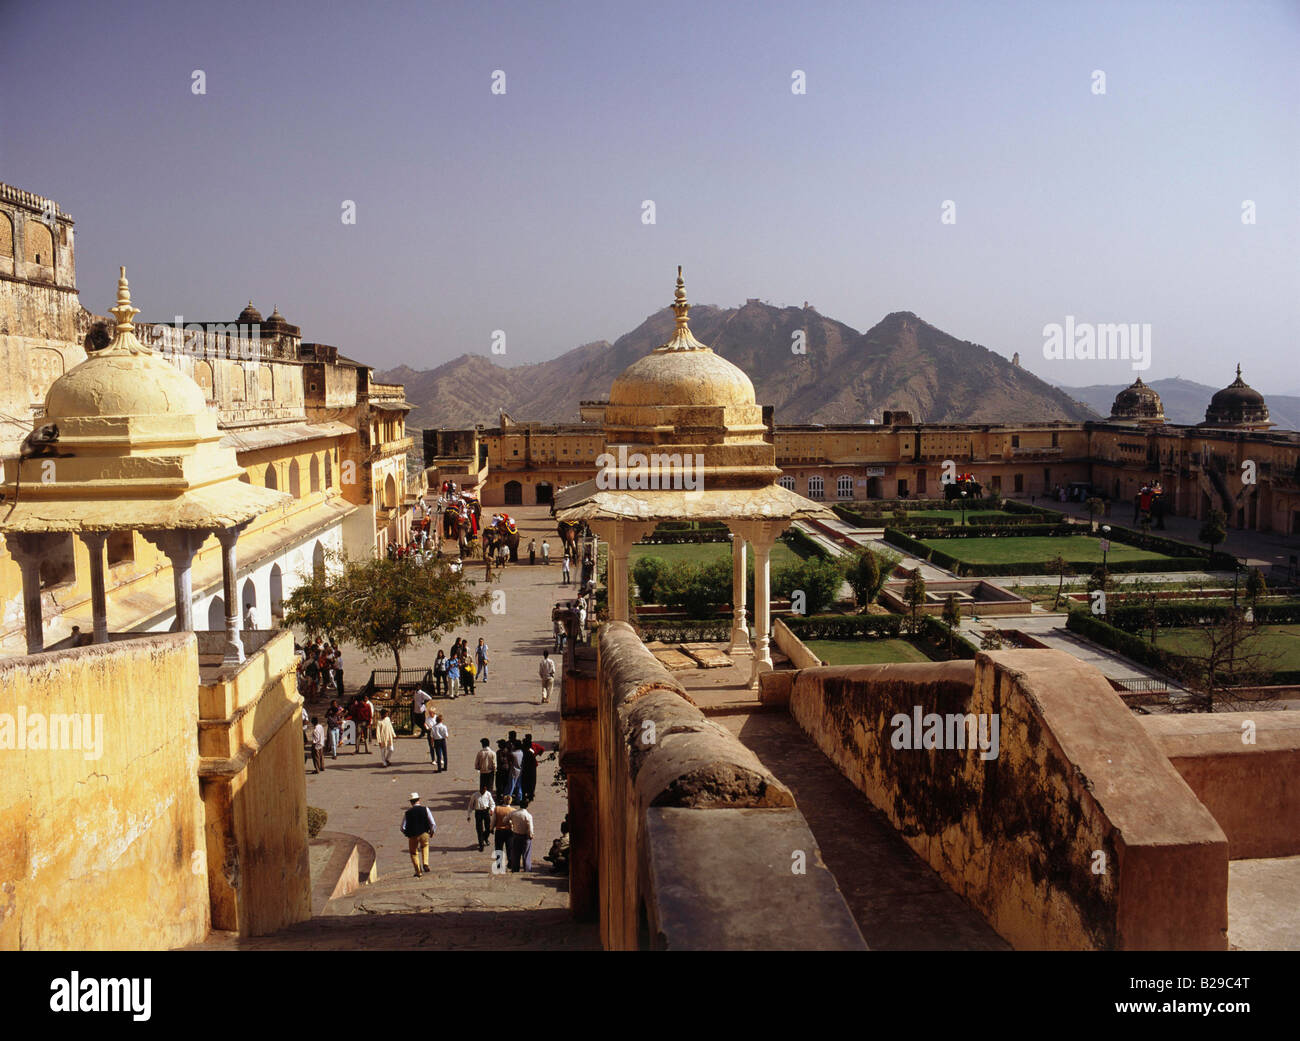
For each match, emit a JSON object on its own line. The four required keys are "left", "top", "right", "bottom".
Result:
{"left": 555, "top": 269, "right": 825, "bottom": 687}
{"left": 0, "top": 268, "right": 287, "bottom": 661}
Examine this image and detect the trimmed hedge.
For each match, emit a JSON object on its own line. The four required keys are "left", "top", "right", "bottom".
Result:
{"left": 639, "top": 530, "right": 731, "bottom": 544}
{"left": 1103, "top": 524, "right": 1236, "bottom": 569}
{"left": 919, "top": 614, "right": 980, "bottom": 659}
{"left": 1066, "top": 610, "right": 1172, "bottom": 672}
{"left": 783, "top": 613, "right": 903, "bottom": 640}
{"left": 782, "top": 526, "right": 830, "bottom": 560}
{"left": 904, "top": 523, "right": 1078, "bottom": 539}
{"left": 637, "top": 619, "right": 731, "bottom": 644}
{"left": 1003, "top": 500, "right": 1066, "bottom": 521}
{"left": 1255, "top": 602, "right": 1300, "bottom": 624}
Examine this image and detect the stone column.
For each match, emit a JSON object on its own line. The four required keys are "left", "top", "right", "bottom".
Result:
{"left": 6, "top": 532, "right": 48, "bottom": 655}
{"left": 742, "top": 522, "right": 782, "bottom": 689}
{"left": 592, "top": 521, "right": 653, "bottom": 623}
{"left": 79, "top": 531, "right": 110, "bottom": 644}
{"left": 216, "top": 525, "right": 248, "bottom": 666}
{"left": 142, "top": 530, "right": 210, "bottom": 633}
{"left": 727, "top": 533, "right": 749, "bottom": 653}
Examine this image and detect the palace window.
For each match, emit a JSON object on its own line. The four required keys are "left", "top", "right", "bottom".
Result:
{"left": 836, "top": 475, "right": 853, "bottom": 499}
{"left": 807, "top": 475, "right": 824, "bottom": 500}
{"left": 778, "top": 475, "right": 795, "bottom": 491}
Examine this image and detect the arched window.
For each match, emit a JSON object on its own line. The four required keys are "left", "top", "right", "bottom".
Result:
{"left": 807, "top": 475, "right": 824, "bottom": 500}
{"left": 837, "top": 475, "right": 853, "bottom": 500}
{"left": 207, "top": 596, "right": 226, "bottom": 632}
{"left": 504, "top": 481, "right": 523, "bottom": 506}
{"left": 312, "top": 541, "right": 326, "bottom": 580}
{"left": 324, "top": 451, "right": 334, "bottom": 489}
{"left": 258, "top": 365, "right": 273, "bottom": 400}
{"left": 0, "top": 213, "right": 13, "bottom": 260}
{"left": 777, "top": 475, "right": 795, "bottom": 491}
{"left": 24, "top": 219, "right": 54, "bottom": 274}
{"left": 265, "top": 464, "right": 278, "bottom": 490}
{"left": 289, "top": 459, "right": 301, "bottom": 498}
{"left": 383, "top": 473, "right": 397, "bottom": 509}
{"left": 195, "top": 360, "right": 214, "bottom": 400}
{"left": 241, "top": 579, "right": 257, "bottom": 627}
{"left": 269, "top": 565, "right": 284, "bottom": 622}
{"left": 310, "top": 455, "right": 321, "bottom": 493}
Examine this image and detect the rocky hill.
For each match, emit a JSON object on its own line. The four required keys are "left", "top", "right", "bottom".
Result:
{"left": 383, "top": 302, "right": 1100, "bottom": 430}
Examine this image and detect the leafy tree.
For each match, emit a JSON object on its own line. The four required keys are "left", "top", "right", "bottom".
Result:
{"left": 1085, "top": 496, "right": 1106, "bottom": 531}
{"left": 1199, "top": 508, "right": 1228, "bottom": 556}
{"left": 1245, "top": 566, "right": 1266, "bottom": 609}
{"left": 632, "top": 555, "right": 669, "bottom": 604}
{"left": 843, "top": 546, "right": 897, "bottom": 610}
{"left": 979, "top": 628, "right": 1004, "bottom": 651}
{"left": 659, "top": 558, "right": 732, "bottom": 619}
{"left": 284, "top": 551, "right": 489, "bottom": 696}
{"left": 901, "top": 568, "right": 926, "bottom": 634}
{"left": 773, "top": 556, "right": 844, "bottom": 616}
{"left": 941, "top": 592, "right": 961, "bottom": 654}
{"left": 1045, "top": 554, "right": 1073, "bottom": 610}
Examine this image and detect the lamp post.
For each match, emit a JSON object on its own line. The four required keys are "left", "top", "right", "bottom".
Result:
{"left": 1100, "top": 524, "right": 1111, "bottom": 573}
{"left": 1232, "top": 558, "right": 1242, "bottom": 610}
{"left": 959, "top": 488, "right": 968, "bottom": 527}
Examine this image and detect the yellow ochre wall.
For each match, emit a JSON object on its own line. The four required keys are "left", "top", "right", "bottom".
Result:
{"left": 0, "top": 633, "right": 210, "bottom": 950}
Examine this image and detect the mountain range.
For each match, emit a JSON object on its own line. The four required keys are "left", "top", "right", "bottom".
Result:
{"left": 1058, "top": 378, "right": 1300, "bottom": 433}
{"left": 381, "top": 302, "right": 1101, "bottom": 431}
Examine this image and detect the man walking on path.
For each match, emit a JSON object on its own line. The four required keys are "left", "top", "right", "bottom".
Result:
{"left": 376, "top": 709, "right": 396, "bottom": 767}
{"left": 401, "top": 793, "right": 437, "bottom": 877}
{"left": 475, "top": 738, "right": 496, "bottom": 792}
{"left": 561, "top": 555, "right": 571, "bottom": 584}
{"left": 539, "top": 651, "right": 556, "bottom": 703}
{"left": 521, "top": 733, "right": 538, "bottom": 806}
{"left": 492, "top": 796, "right": 516, "bottom": 870}
{"left": 431, "top": 714, "right": 449, "bottom": 772}
{"left": 309, "top": 717, "right": 326, "bottom": 773}
{"left": 467, "top": 784, "right": 496, "bottom": 852}
{"left": 528, "top": 538, "right": 536, "bottom": 565}
{"left": 507, "top": 804, "right": 534, "bottom": 872}
{"left": 494, "top": 740, "right": 510, "bottom": 798}
{"left": 541, "top": 539, "right": 550, "bottom": 565}
{"left": 351, "top": 696, "right": 372, "bottom": 754}
{"left": 475, "top": 637, "right": 489, "bottom": 683}
{"left": 507, "top": 740, "right": 524, "bottom": 801}
{"left": 325, "top": 700, "right": 343, "bottom": 758}
{"left": 413, "top": 686, "right": 434, "bottom": 734}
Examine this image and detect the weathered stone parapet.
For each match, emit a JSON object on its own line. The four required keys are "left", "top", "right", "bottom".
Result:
{"left": 1141, "top": 711, "right": 1300, "bottom": 860}
{"left": 787, "top": 650, "right": 1228, "bottom": 950}
{"left": 595, "top": 622, "right": 861, "bottom": 949}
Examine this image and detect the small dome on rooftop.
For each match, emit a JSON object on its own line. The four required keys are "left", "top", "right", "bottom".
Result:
{"left": 238, "top": 300, "right": 262, "bottom": 323}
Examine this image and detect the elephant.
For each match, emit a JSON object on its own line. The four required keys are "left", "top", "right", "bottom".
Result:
{"left": 557, "top": 518, "right": 588, "bottom": 559}
{"left": 484, "top": 514, "right": 522, "bottom": 562}
{"left": 441, "top": 496, "right": 482, "bottom": 557}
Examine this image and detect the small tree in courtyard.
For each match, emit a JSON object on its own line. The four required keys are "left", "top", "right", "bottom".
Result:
{"left": 1085, "top": 496, "right": 1106, "bottom": 531}
{"left": 1046, "top": 554, "right": 1073, "bottom": 610}
{"left": 941, "top": 593, "right": 961, "bottom": 654}
{"left": 844, "top": 546, "right": 896, "bottom": 611}
{"left": 901, "top": 568, "right": 926, "bottom": 634}
{"left": 285, "top": 551, "right": 490, "bottom": 696}
{"left": 1245, "top": 567, "right": 1267, "bottom": 611}
{"left": 1199, "top": 508, "right": 1227, "bottom": 557}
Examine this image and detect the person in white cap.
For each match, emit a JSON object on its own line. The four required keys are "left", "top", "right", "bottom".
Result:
{"left": 400, "top": 792, "right": 437, "bottom": 877}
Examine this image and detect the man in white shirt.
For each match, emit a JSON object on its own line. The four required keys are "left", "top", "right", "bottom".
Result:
{"left": 541, "top": 539, "right": 550, "bottom": 565}
{"left": 474, "top": 738, "right": 496, "bottom": 791}
{"left": 413, "top": 687, "right": 433, "bottom": 736}
{"left": 466, "top": 783, "right": 496, "bottom": 851}
{"left": 244, "top": 602, "right": 257, "bottom": 630}
{"left": 430, "top": 714, "right": 449, "bottom": 772}
{"left": 507, "top": 806, "right": 534, "bottom": 873}
{"left": 539, "top": 652, "right": 556, "bottom": 704}
{"left": 309, "top": 717, "right": 325, "bottom": 774}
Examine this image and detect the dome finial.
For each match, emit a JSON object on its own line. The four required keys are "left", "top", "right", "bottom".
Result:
{"left": 109, "top": 266, "right": 139, "bottom": 334}
{"left": 103, "top": 266, "right": 148, "bottom": 356}
{"left": 658, "top": 266, "right": 707, "bottom": 352}
{"left": 1236, "top": 362, "right": 1242, "bottom": 381}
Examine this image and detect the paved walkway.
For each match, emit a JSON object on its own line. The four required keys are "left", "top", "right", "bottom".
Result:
{"left": 200, "top": 505, "right": 599, "bottom": 950}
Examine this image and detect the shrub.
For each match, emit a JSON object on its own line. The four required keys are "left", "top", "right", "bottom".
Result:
{"left": 637, "top": 619, "right": 731, "bottom": 643}
{"left": 632, "top": 555, "right": 669, "bottom": 604}
{"left": 307, "top": 806, "right": 328, "bottom": 839}
{"left": 784, "top": 613, "right": 903, "bottom": 639}
{"left": 844, "top": 546, "right": 898, "bottom": 608}
{"left": 774, "top": 555, "right": 845, "bottom": 616}
{"left": 782, "top": 526, "right": 830, "bottom": 560}
{"left": 658, "top": 557, "right": 733, "bottom": 619}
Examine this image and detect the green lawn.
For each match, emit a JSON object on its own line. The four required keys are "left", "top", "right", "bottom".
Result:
{"left": 1152, "top": 624, "right": 1300, "bottom": 672}
{"left": 630, "top": 541, "right": 804, "bottom": 570}
{"left": 919, "top": 534, "right": 1172, "bottom": 566}
{"left": 872, "top": 508, "right": 1025, "bottom": 525}
{"left": 802, "top": 637, "right": 934, "bottom": 665}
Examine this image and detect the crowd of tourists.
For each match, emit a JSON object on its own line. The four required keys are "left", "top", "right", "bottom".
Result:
{"left": 296, "top": 637, "right": 344, "bottom": 700}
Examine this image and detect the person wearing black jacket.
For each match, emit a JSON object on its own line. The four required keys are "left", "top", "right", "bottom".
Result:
{"left": 400, "top": 793, "right": 436, "bottom": 877}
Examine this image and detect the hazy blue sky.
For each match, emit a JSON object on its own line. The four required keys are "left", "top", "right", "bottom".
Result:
{"left": 4, "top": 0, "right": 1297, "bottom": 392}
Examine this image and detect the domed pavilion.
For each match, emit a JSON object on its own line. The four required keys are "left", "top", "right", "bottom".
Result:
{"left": 1108, "top": 376, "right": 1166, "bottom": 424}
{"left": 555, "top": 268, "right": 826, "bottom": 687}
{"left": 1, "top": 268, "right": 288, "bottom": 660}
{"left": 1201, "top": 364, "right": 1273, "bottom": 430}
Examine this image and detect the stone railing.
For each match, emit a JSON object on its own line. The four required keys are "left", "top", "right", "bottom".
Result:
{"left": 0, "top": 183, "right": 64, "bottom": 217}
{"left": 781, "top": 650, "right": 1229, "bottom": 950}
{"left": 585, "top": 622, "right": 866, "bottom": 950}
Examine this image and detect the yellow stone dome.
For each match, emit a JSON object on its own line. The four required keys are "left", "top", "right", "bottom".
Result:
{"left": 608, "top": 268, "right": 757, "bottom": 409}
{"left": 46, "top": 350, "right": 208, "bottom": 422}
{"left": 609, "top": 346, "right": 757, "bottom": 408}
